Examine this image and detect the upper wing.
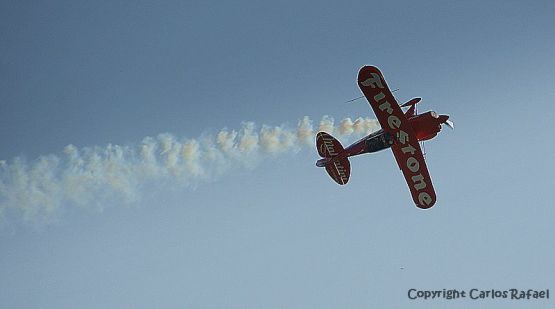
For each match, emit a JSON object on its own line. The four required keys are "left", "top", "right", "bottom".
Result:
{"left": 357, "top": 66, "right": 436, "bottom": 209}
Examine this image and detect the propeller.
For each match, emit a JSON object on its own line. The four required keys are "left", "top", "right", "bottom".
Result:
{"left": 438, "top": 114, "right": 454, "bottom": 130}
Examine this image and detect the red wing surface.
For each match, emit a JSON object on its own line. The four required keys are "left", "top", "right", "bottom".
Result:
{"left": 357, "top": 66, "right": 436, "bottom": 209}
{"left": 325, "top": 158, "right": 351, "bottom": 185}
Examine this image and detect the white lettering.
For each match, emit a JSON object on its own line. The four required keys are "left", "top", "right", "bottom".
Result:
{"left": 360, "top": 73, "right": 384, "bottom": 88}
{"left": 322, "top": 138, "right": 337, "bottom": 156}
{"left": 418, "top": 192, "right": 433, "bottom": 206}
{"left": 411, "top": 174, "right": 427, "bottom": 190}
{"left": 388, "top": 115, "right": 401, "bottom": 129}
{"left": 397, "top": 130, "right": 409, "bottom": 145}
{"left": 334, "top": 162, "right": 348, "bottom": 183}
{"left": 378, "top": 101, "right": 393, "bottom": 114}
{"left": 374, "top": 92, "right": 385, "bottom": 102}
{"left": 401, "top": 144, "right": 416, "bottom": 155}
{"left": 406, "top": 157, "right": 420, "bottom": 173}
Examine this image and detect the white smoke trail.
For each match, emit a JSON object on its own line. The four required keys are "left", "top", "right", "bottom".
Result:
{"left": 0, "top": 116, "right": 379, "bottom": 223}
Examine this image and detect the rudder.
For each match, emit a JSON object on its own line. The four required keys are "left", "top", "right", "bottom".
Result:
{"left": 316, "top": 132, "right": 344, "bottom": 158}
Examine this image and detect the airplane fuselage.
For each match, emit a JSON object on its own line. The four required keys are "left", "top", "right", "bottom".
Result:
{"left": 315, "top": 111, "right": 449, "bottom": 167}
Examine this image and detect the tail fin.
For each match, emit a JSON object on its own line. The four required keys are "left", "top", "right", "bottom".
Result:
{"left": 316, "top": 132, "right": 344, "bottom": 158}
{"left": 315, "top": 132, "right": 351, "bottom": 185}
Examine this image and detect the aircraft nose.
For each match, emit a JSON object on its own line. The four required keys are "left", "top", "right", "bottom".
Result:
{"left": 439, "top": 114, "right": 454, "bottom": 129}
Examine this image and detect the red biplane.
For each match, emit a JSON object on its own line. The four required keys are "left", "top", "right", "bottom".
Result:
{"left": 316, "top": 66, "right": 453, "bottom": 209}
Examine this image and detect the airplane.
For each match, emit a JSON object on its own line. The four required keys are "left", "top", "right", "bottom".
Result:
{"left": 315, "top": 66, "right": 453, "bottom": 209}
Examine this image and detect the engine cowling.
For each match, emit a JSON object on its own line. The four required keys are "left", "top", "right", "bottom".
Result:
{"left": 408, "top": 111, "right": 444, "bottom": 141}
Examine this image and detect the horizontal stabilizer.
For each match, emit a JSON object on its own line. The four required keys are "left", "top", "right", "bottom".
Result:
{"left": 325, "top": 157, "right": 351, "bottom": 185}
{"left": 402, "top": 98, "right": 422, "bottom": 118}
{"left": 400, "top": 97, "right": 422, "bottom": 107}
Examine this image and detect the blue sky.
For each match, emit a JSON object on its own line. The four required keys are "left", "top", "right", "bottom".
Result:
{"left": 1, "top": 1, "right": 555, "bottom": 308}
